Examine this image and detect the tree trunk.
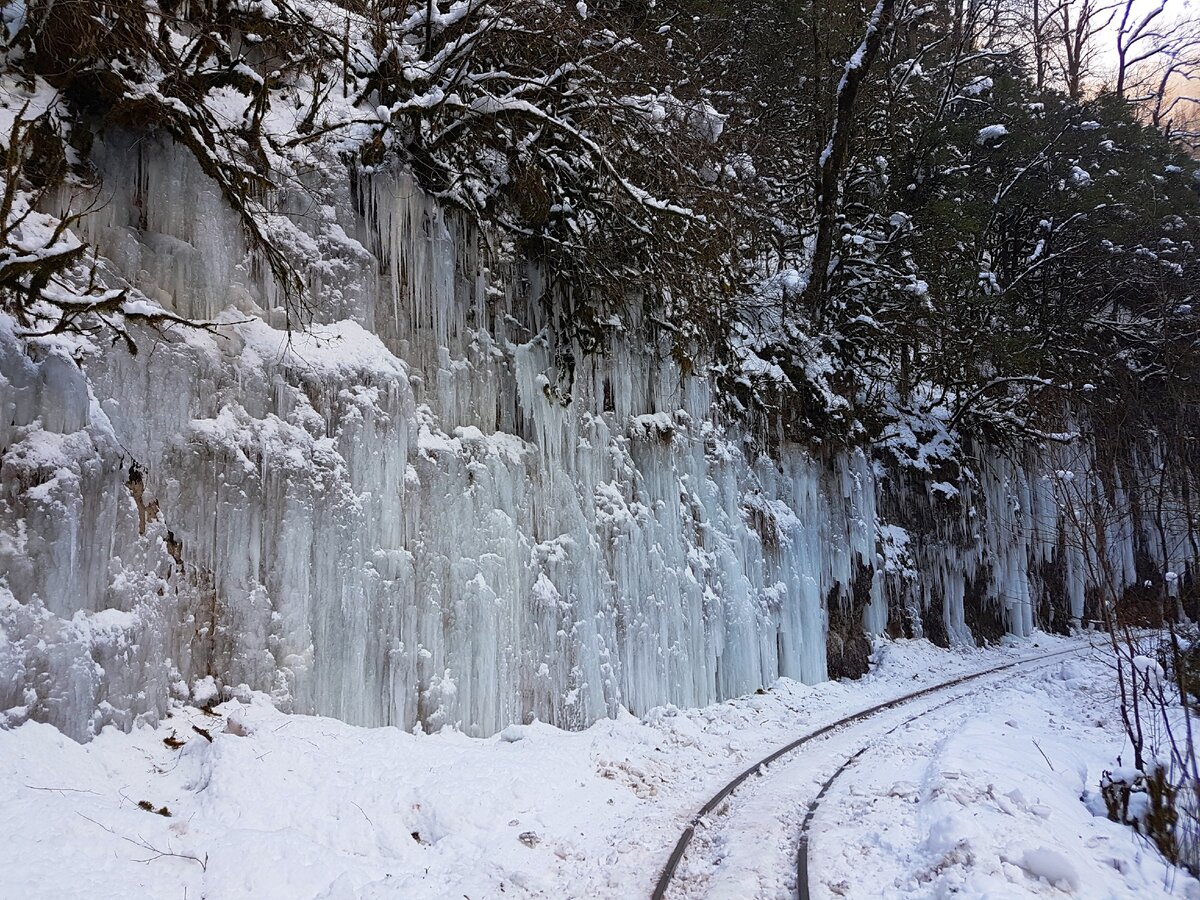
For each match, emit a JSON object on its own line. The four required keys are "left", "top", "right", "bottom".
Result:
{"left": 805, "top": 0, "right": 897, "bottom": 317}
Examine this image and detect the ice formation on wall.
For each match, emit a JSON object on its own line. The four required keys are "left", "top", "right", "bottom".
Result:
{"left": 0, "top": 135, "right": 1191, "bottom": 741}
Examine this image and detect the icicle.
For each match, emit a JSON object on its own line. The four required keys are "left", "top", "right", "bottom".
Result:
{"left": 5, "top": 139, "right": 1196, "bottom": 744}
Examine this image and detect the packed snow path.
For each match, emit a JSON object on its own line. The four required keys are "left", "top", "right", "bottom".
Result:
{"left": 654, "top": 646, "right": 1087, "bottom": 899}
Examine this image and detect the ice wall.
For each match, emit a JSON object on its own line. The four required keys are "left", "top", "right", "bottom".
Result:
{"left": 1, "top": 134, "right": 1193, "bottom": 741}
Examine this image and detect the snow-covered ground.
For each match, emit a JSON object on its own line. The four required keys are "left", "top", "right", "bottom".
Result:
{"left": 0, "top": 633, "right": 1192, "bottom": 899}
{"left": 807, "top": 654, "right": 1184, "bottom": 900}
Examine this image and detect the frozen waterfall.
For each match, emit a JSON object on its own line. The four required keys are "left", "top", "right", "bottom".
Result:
{"left": 0, "top": 135, "right": 1184, "bottom": 741}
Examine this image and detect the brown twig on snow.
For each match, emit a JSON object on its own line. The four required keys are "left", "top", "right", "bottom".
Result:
{"left": 76, "top": 813, "right": 208, "bottom": 871}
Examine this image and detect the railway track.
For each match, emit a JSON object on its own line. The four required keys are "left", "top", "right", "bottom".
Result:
{"left": 650, "top": 644, "right": 1090, "bottom": 900}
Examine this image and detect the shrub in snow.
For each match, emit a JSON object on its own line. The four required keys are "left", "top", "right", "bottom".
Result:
{"left": 191, "top": 675, "right": 220, "bottom": 708}
{"left": 1101, "top": 764, "right": 1180, "bottom": 867}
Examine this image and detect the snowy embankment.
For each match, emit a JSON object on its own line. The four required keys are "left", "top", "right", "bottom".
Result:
{"left": 808, "top": 646, "right": 1198, "bottom": 900}
{"left": 1, "top": 633, "right": 1190, "bottom": 899}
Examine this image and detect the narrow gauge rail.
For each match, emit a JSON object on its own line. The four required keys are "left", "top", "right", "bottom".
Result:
{"left": 651, "top": 645, "right": 1088, "bottom": 900}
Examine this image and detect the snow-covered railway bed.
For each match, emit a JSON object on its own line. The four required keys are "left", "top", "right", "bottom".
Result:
{"left": 801, "top": 651, "right": 1197, "bottom": 900}
{"left": 656, "top": 644, "right": 1185, "bottom": 900}
{"left": 654, "top": 650, "right": 1080, "bottom": 899}
{"left": 4, "top": 636, "right": 1189, "bottom": 900}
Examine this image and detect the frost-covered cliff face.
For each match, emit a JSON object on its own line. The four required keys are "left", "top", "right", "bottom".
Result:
{"left": 0, "top": 135, "right": 1190, "bottom": 742}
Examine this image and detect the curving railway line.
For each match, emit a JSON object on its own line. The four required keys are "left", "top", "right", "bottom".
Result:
{"left": 650, "top": 645, "right": 1092, "bottom": 900}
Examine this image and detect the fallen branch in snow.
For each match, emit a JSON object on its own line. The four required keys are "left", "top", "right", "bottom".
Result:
{"left": 350, "top": 801, "right": 374, "bottom": 825}
{"left": 191, "top": 725, "right": 213, "bottom": 743}
{"left": 76, "top": 813, "right": 208, "bottom": 871}
{"left": 22, "top": 785, "right": 99, "bottom": 796}
{"left": 1032, "top": 739, "right": 1056, "bottom": 771}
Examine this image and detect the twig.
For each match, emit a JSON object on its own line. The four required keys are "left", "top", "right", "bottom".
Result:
{"left": 350, "top": 801, "right": 373, "bottom": 825}
{"left": 23, "top": 785, "right": 99, "bottom": 796}
{"left": 76, "top": 813, "right": 208, "bottom": 871}
{"left": 1032, "top": 739, "right": 1056, "bottom": 772}
{"left": 191, "top": 725, "right": 213, "bottom": 742}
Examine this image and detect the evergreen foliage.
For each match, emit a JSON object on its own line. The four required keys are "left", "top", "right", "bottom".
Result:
{"left": 1, "top": 0, "right": 1196, "bottom": 462}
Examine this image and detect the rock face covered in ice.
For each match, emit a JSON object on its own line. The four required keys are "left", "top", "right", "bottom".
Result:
{"left": 0, "top": 136, "right": 1190, "bottom": 741}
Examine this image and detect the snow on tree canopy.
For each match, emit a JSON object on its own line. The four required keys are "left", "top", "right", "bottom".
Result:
{"left": 977, "top": 124, "right": 1009, "bottom": 144}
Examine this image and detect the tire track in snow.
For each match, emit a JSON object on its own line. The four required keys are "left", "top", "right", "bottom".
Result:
{"left": 650, "top": 644, "right": 1089, "bottom": 900}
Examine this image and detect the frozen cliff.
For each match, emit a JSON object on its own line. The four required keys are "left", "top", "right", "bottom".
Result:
{"left": 0, "top": 133, "right": 1193, "bottom": 743}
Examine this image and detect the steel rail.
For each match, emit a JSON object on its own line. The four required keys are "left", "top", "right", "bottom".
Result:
{"left": 650, "top": 645, "right": 1086, "bottom": 900}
